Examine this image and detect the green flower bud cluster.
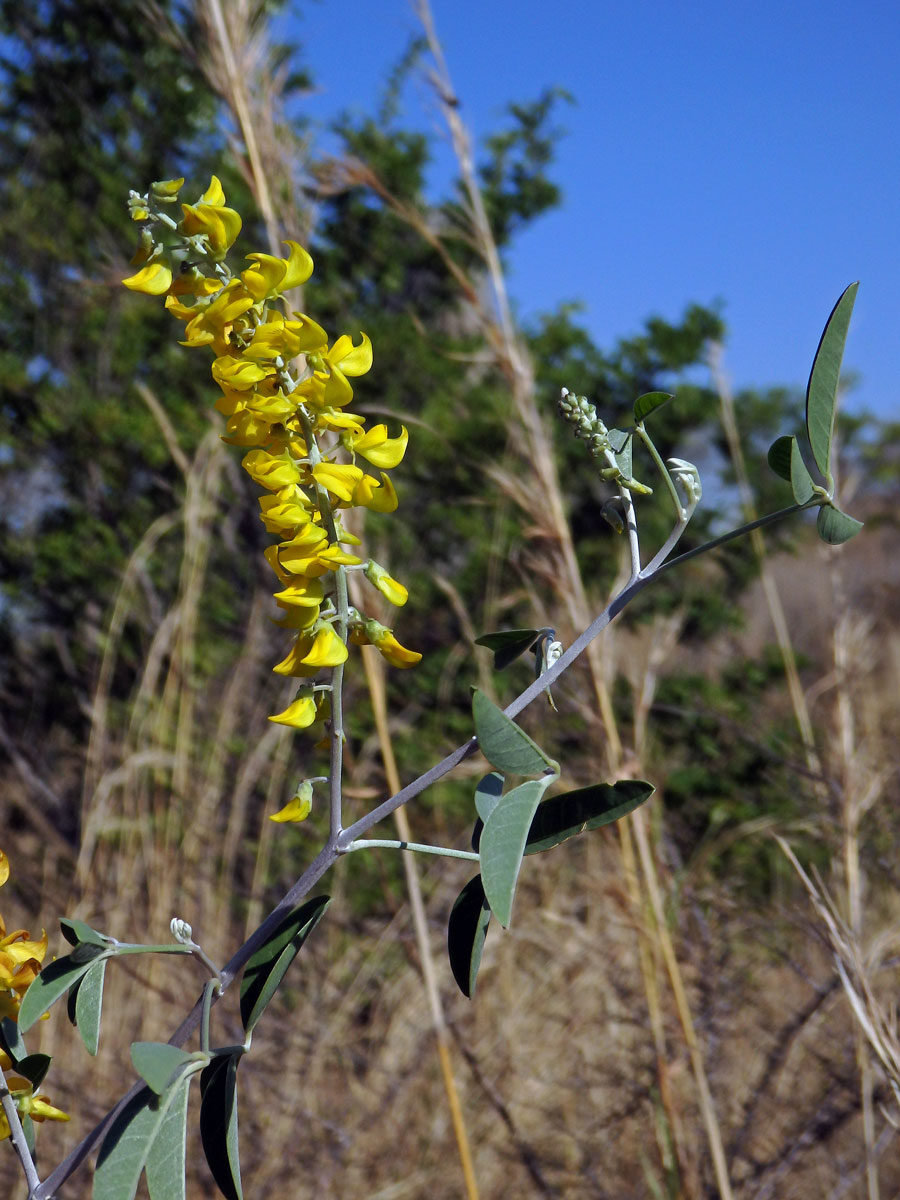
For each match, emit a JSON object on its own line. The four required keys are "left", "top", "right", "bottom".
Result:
{"left": 557, "top": 388, "right": 611, "bottom": 461}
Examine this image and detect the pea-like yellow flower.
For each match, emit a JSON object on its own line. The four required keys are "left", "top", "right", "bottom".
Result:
{"left": 352, "top": 619, "right": 422, "bottom": 668}
{"left": 269, "top": 780, "right": 314, "bottom": 823}
{"left": 273, "top": 625, "right": 349, "bottom": 677}
{"left": 342, "top": 423, "right": 409, "bottom": 469}
{"left": 364, "top": 560, "right": 408, "bottom": 606}
{"left": 268, "top": 694, "right": 319, "bottom": 729}
{"left": 122, "top": 262, "right": 173, "bottom": 295}
{"left": 243, "top": 450, "right": 304, "bottom": 492}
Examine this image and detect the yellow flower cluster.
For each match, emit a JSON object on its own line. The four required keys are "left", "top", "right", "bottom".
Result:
{"left": 123, "top": 177, "right": 420, "bottom": 731}
{"left": 0, "top": 850, "right": 68, "bottom": 1139}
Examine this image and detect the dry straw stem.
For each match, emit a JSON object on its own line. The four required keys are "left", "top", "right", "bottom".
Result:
{"left": 776, "top": 838, "right": 900, "bottom": 1108}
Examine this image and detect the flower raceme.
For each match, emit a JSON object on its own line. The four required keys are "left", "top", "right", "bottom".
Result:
{"left": 123, "top": 177, "right": 421, "bottom": 733}
{"left": 0, "top": 849, "right": 69, "bottom": 1140}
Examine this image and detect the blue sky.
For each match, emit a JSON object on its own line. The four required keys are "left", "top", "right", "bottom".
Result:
{"left": 289, "top": 1, "right": 898, "bottom": 419}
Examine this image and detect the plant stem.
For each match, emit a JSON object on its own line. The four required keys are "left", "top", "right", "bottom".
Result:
{"left": 200, "top": 979, "right": 217, "bottom": 1055}
{"left": 342, "top": 839, "right": 481, "bottom": 863}
{"left": 635, "top": 423, "right": 684, "bottom": 515}
{"left": 1, "top": 1075, "right": 41, "bottom": 1196}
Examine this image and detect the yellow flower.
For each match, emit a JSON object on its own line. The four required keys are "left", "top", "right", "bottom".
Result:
{"left": 0, "top": 1078, "right": 70, "bottom": 1138}
{"left": 342, "top": 423, "right": 408, "bottom": 469}
{"left": 270, "top": 780, "right": 314, "bottom": 823}
{"left": 268, "top": 694, "right": 318, "bottom": 729}
{"left": 273, "top": 625, "right": 348, "bottom": 677}
{"left": 364, "top": 561, "right": 408, "bottom": 606}
{"left": 352, "top": 471, "right": 399, "bottom": 513}
{"left": 242, "top": 449, "right": 304, "bottom": 492}
{"left": 353, "top": 619, "right": 421, "bottom": 667}
{"left": 212, "top": 355, "right": 273, "bottom": 392}
{"left": 312, "top": 462, "right": 364, "bottom": 504}
{"left": 180, "top": 177, "right": 242, "bottom": 257}
{"left": 241, "top": 241, "right": 313, "bottom": 300}
{"left": 122, "top": 262, "right": 173, "bottom": 295}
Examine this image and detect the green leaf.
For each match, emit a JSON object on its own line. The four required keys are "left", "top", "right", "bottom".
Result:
{"left": 789, "top": 438, "right": 815, "bottom": 505}
{"left": 816, "top": 505, "right": 864, "bottom": 545}
{"left": 14, "top": 1053, "right": 52, "bottom": 1090}
{"left": 634, "top": 391, "right": 673, "bottom": 423}
{"left": 18, "top": 953, "right": 100, "bottom": 1033}
{"left": 240, "top": 895, "right": 331, "bottom": 1034}
{"left": 74, "top": 957, "right": 108, "bottom": 1056}
{"left": 200, "top": 1054, "right": 243, "bottom": 1200}
{"left": 614, "top": 435, "right": 633, "bottom": 479}
{"left": 472, "top": 772, "right": 505, "bottom": 851}
{"left": 524, "top": 780, "right": 655, "bottom": 854}
{"left": 60, "top": 918, "right": 109, "bottom": 948}
{"left": 767, "top": 435, "right": 793, "bottom": 482}
{"left": 0, "top": 1019, "right": 51, "bottom": 1089}
{"left": 474, "top": 629, "right": 540, "bottom": 670}
{"left": 21, "top": 1114, "right": 34, "bottom": 1156}
{"left": 131, "top": 1043, "right": 196, "bottom": 1096}
{"left": 94, "top": 1082, "right": 190, "bottom": 1200}
{"left": 806, "top": 282, "right": 858, "bottom": 477}
{"left": 606, "top": 427, "right": 630, "bottom": 453}
{"left": 480, "top": 778, "right": 552, "bottom": 927}
{"left": 144, "top": 1074, "right": 189, "bottom": 1200}
{"left": 474, "top": 772, "right": 505, "bottom": 823}
{"left": 472, "top": 690, "right": 557, "bottom": 776}
{"left": 0, "top": 1016, "right": 26, "bottom": 1061}
{"left": 447, "top": 875, "right": 492, "bottom": 998}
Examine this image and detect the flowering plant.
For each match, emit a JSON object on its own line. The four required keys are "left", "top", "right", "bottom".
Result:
{"left": 3, "top": 175, "right": 863, "bottom": 1200}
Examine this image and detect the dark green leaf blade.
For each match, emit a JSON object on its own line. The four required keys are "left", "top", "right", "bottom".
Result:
{"left": 525, "top": 780, "right": 655, "bottom": 855}
{"left": 480, "top": 778, "right": 550, "bottom": 927}
{"left": 18, "top": 954, "right": 99, "bottom": 1033}
{"left": 767, "top": 435, "right": 794, "bottom": 482}
{"left": 474, "top": 629, "right": 540, "bottom": 670}
{"left": 14, "top": 1053, "right": 52, "bottom": 1090}
{"left": 0, "top": 1016, "right": 27, "bottom": 1062}
{"left": 447, "top": 875, "right": 492, "bottom": 999}
{"left": 240, "top": 896, "right": 330, "bottom": 1034}
{"left": 131, "top": 1044, "right": 196, "bottom": 1097}
{"left": 60, "top": 918, "right": 109, "bottom": 948}
{"left": 200, "top": 1054, "right": 243, "bottom": 1200}
{"left": 75, "top": 957, "right": 107, "bottom": 1056}
{"left": 806, "top": 282, "right": 858, "bottom": 476}
{"left": 472, "top": 690, "right": 556, "bottom": 776}
{"left": 816, "top": 505, "right": 864, "bottom": 545}
{"left": 634, "top": 391, "right": 673, "bottom": 423}
{"left": 144, "top": 1076, "right": 189, "bottom": 1200}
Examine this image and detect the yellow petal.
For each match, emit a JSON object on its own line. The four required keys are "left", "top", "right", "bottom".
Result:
{"left": 281, "top": 241, "right": 314, "bottom": 289}
{"left": 200, "top": 175, "right": 225, "bottom": 205}
{"left": 328, "top": 332, "right": 373, "bottom": 376}
{"left": 269, "top": 790, "right": 312, "bottom": 823}
{"left": 122, "top": 263, "right": 173, "bottom": 295}
{"left": 268, "top": 696, "right": 318, "bottom": 730}
{"left": 0, "top": 850, "right": 8, "bottom": 887}
{"left": 345, "top": 423, "right": 408, "bottom": 469}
